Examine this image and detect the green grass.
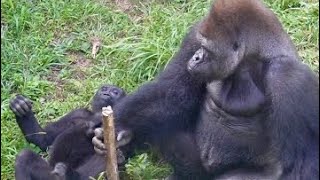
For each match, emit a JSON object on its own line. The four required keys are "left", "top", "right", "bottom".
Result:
{"left": 1, "top": 0, "right": 318, "bottom": 179}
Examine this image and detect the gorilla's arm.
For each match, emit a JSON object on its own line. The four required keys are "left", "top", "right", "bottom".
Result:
{"left": 93, "top": 127, "right": 211, "bottom": 180}
{"left": 9, "top": 95, "right": 94, "bottom": 151}
{"left": 10, "top": 95, "right": 54, "bottom": 150}
{"left": 266, "top": 59, "right": 319, "bottom": 179}
{"left": 113, "top": 25, "right": 205, "bottom": 146}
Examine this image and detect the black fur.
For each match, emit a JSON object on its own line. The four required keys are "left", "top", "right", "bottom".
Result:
{"left": 11, "top": 85, "right": 126, "bottom": 180}
{"left": 113, "top": 25, "right": 209, "bottom": 179}
{"left": 9, "top": 85, "right": 125, "bottom": 151}
{"left": 113, "top": 0, "right": 319, "bottom": 179}
{"left": 189, "top": 0, "right": 319, "bottom": 179}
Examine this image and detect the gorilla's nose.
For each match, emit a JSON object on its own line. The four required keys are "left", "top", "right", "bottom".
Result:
{"left": 101, "top": 92, "right": 111, "bottom": 99}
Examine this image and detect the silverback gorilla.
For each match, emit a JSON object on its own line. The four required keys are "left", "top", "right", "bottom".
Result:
{"left": 11, "top": 85, "right": 129, "bottom": 179}
{"left": 94, "top": 0, "right": 319, "bottom": 179}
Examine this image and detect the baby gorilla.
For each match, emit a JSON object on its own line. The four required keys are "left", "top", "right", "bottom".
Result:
{"left": 11, "top": 85, "right": 129, "bottom": 180}
{"left": 10, "top": 84, "right": 126, "bottom": 151}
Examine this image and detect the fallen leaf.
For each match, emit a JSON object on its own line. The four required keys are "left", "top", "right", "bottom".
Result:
{"left": 90, "top": 37, "right": 102, "bottom": 59}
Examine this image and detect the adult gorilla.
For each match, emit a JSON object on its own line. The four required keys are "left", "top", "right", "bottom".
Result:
{"left": 95, "top": 0, "right": 319, "bottom": 179}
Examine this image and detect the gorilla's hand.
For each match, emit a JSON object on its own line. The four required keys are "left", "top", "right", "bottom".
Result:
{"left": 92, "top": 127, "right": 133, "bottom": 160}
{"left": 92, "top": 128, "right": 106, "bottom": 155}
{"left": 10, "top": 95, "right": 33, "bottom": 117}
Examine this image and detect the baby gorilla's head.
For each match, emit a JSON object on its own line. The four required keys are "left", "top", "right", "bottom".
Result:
{"left": 91, "top": 85, "right": 126, "bottom": 112}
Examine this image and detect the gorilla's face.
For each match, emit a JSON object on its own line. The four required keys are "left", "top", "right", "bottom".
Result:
{"left": 92, "top": 85, "right": 126, "bottom": 112}
{"left": 187, "top": 27, "right": 244, "bottom": 82}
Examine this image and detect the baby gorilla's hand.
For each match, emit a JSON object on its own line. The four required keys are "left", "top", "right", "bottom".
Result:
{"left": 92, "top": 127, "right": 105, "bottom": 155}
{"left": 9, "top": 95, "right": 33, "bottom": 117}
{"left": 92, "top": 127, "right": 133, "bottom": 164}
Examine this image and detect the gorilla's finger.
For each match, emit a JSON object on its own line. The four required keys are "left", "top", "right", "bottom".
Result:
{"left": 92, "top": 136, "right": 105, "bottom": 150}
{"left": 116, "top": 130, "right": 133, "bottom": 148}
{"left": 17, "top": 99, "right": 30, "bottom": 114}
{"left": 94, "top": 146, "right": 106, "bottom": 155}
{"left": 9, "top": 102, "right": 20, "bottom": 116}
{"left": 14, "top": 103, "right": 25, "bottom": 116}
{"left": 94, "top": 127, "right": 104, "bottom": 139}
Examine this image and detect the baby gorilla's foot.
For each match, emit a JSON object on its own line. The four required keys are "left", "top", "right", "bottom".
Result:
{"left": 9, "top": 95, "right": 33, "bottom": 117}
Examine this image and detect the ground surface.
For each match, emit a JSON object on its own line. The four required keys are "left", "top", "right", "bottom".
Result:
{"left": 1, "top": 0, "right": 318, "bottom": 179}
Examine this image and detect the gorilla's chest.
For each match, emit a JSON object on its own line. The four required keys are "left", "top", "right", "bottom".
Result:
{"left": 195, "top": 97, "right": 268, "bottom": 172}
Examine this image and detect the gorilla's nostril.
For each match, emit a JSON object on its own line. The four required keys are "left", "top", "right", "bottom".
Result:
{"left": 102, "top": 93, "right": 110, "bottom": 97}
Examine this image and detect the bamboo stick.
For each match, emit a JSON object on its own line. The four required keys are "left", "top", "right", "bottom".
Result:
{"left": 102, "top": 106, "right": 119, "bottom": 180}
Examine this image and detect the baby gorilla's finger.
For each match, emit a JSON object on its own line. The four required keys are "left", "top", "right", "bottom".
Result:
{"left": 94, "top": 146, "right": 106, "bottom": 155}
{"left": 16, "top": 95, "right": 32, "bottom": 110}
{"left": 9, "top": 95, "right": 33, "bottom": 117}
{"left": 26, "top": 98, "right": 33, "bottom": 108}
{"left": 17, "top": 99, "right": 30, "bottom": 114}
{"left": 92, "top": 136, "right": 105, "bottom": 150}
{"left": 94, "top": 127, "right": 104, "bottom": 139}
{"left": 13, "top": 102, "right": 25, "bottom": 116}
{"left": 93, "top": 139, "right": 106, "bottom": 155}
{"left": 9, "top": 102, "right": 20, "bottom": 116}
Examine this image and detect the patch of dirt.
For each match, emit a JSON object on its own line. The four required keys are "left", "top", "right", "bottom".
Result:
{"left": 115, "top": 0, "right": 134, "bottom": 12}
{"left": 67, "top": 51, "right": 92, "bottom": 80}
{"left": 47, "top": 64, "right": 64, "bottom": 83}
{"left": 46, "top": 64, "right": 66, "bottom": 100}
{"left": 45, "top": 51, "right": 92, "bottom": 101}
{"left": 102, "top": 0, "right": 144, "bottom": 23}
{"left": 69, "top": 52, "right": 91, "bottom": 68}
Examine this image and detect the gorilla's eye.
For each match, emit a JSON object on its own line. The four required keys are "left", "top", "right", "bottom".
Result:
{"left": 233, "top": 42, "right": 239, "bottom": 51}
{"left": 102, "top": 86, "right": 108, "bottom": 91}
{"left": 112, "top": 89, "right": 119, "bottom": 95}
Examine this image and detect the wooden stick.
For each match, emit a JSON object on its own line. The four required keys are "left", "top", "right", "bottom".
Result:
{"left": 102, "top": 106, "right": 119, "bottom": 180}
